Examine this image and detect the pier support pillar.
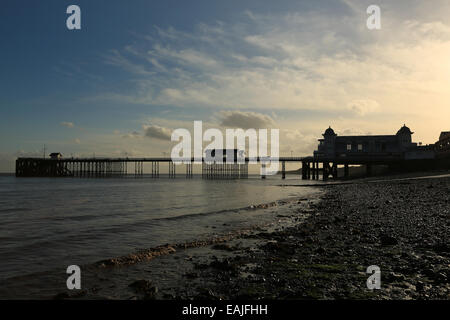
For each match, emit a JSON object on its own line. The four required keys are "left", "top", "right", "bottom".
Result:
{"left": 169, "top": 162, "right": 176, "bottom": 178}
{"left": 312, "top": 161, "right": 316, "bottom": 180}
{"left": 332, "top": 163, "right": 338, "bottom": 179}
{"left": 134, "top": 161, "right": 143, "bottom": 177}
{"left": 282, "top": 161, "right": 285, "bottom": 179}
{"left": 306, "top": 162, "right": 311, "bottom": 180}
{"left": 316, "top": 161, "right": 320, "bottom": 180}
{"left": 366, "top": 164, "right": 372, "bottom": 177}
{"left": 323, "top": 162, "right": 329, "bottom": 181}
{"left": 186, "top": 162, "right": 193, "bottom": 178}
{"left": 302, "top": 161, "right": 307, "bottom": 180}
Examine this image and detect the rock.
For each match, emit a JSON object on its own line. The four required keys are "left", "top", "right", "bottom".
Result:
{"left": 432, "top": 272, "right": 447, "bottom": 283}
{"left": 416, "top": 281, "right": 425, "bottom": 291}
{"left": 128, "top": 279, "right": 152, "bottom": 293}
{"left": 432, "top": 243, "right": 450, "bottom": 253}
{"left": 196, "top": 288, "right": 220, "bottom": 300}
{"left": 316, "top": 247, "right": 326, "bottom": 254}
{"left": 71, "top": 290, "right": 87, "bottom": 298}
{"left": 143, "top": 286, "right": 158, "bottom": 300}
{"left": 212, "top": 243, "right": 234, "bottom": 251}
{"left": 194, "top": 263, "right": 209, "bottom": 270}
{"left": 380, "top": 235, "right": 398, "bottom": 246}
{"left": 184, "top": 272, "right": 198, "bottom": 279}
{"left": 210, "top": 258, "right": 236, "bottom": 271}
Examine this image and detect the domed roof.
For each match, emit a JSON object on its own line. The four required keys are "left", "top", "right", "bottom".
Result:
{"left": 396, "top": 124, "right": 413, "bottom": 135}
{"left": 323, "top": 126, "right": 336, "bottom": 136}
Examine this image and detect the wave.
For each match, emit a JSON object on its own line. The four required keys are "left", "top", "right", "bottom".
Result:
{"left": 147, "top": 198, "right": 291, "bottom": 222}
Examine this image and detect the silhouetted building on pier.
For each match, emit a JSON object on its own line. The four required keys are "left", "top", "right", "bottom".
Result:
{"left": 49, "top": 152, "right": 63, "bottom": 160}
{"left": 314, "top": 125, "right": 434, "bottom": 161}
{"left": 301, "top": 125, "right": 443, "bottom": 181}
{"left": 436, "top": 131, "right": 450, "bottom": 157}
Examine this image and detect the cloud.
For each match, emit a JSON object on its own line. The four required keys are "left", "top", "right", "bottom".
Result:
{"left": 347, "top": 99, "right": 379, "bottom": 116}
{"left": 280, "top": 129, "right": 318, "bottom": 156}
{"left": 113, "top": 149, "right": 140, "bottom": 157}
{"left": 143, "top": 125, "right": 172, "bottom": 140}
{"left": 120, "top": 124, "right": 173, "bottom": 141}
{"left": 97, "top": 8, "right": 449, "bottom": 118}
{"left": 340, "top": 128, "right": 372, "bottom": 136}
{"left": 104, "top": 49, "right": 154, "bottom": 76}
{"left": 60, "top": 121, "right": 75, "bottom": 128}
{"left": 89, "top": 1, "right": 450, "bottom": 146}
{"left": 122, "top": 131, "right": 141, "bottom": 139}
{"left": 219, "top": 111, "right": 275, "bottom": 129}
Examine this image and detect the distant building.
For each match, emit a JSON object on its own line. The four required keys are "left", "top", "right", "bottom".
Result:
{"left": 314, "top": 125, "right": 435, "bottom": 161}
{"left": 49, "top": 152, "right": 62, "bottom": 160}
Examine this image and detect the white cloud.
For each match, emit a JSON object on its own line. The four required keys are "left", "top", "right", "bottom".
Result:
{"left": 279, "top": 129, "right": 318, "bottom": 156}
{"left": 339, "top": 128, "right": 372, "bottom": 136}
{"left": 143, "top": 125, "right": 172, "bottom": 140}
{"left": 91, "top": 1, "right": 450, "bottom": 146}
{"left": 60, "top": 121, "right": 75, "bottom": 128}
{"left": 122, "top": 131, "right": 141, "bottom": 139}
{"left": 99, "top": 9, "right": 449, "bottom": 119}
{"left": 104, "top": 49, "right": 154, "bottom": 76}
{"left": 347, "top": 99, "right": 379, "bottom": 116}
{"left": 219, "top": 110, "right": 274, "bottom": 129}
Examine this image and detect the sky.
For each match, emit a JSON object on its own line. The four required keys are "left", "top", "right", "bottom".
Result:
{"left": 1, "top": 0, "right": 450, "bottom": 171}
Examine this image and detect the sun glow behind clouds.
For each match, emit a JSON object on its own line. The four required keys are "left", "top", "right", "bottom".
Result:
{"left": 99, "top": 2, "right": 450, "bottom": 137}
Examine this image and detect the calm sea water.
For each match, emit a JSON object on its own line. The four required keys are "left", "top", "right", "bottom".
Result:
{"left": 0, "top": 175, "right": 320, "bottom": 280}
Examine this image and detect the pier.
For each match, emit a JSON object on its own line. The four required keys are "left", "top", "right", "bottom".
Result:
{"left": 301, "top": 154, "right": 401, "bottom": 181}
{"left": 15, "top": 156, "right": 308, "bottom": 179}
{"left": 15, "top": 154, "right": 448, "bottom": 180}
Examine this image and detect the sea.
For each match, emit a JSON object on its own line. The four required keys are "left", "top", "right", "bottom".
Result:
{"left": 0, "top": 174, "right": 321, "bottom": 282}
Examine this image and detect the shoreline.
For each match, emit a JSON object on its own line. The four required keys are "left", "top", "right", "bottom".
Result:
{"left": 0, "top": 191, "right": 323, "bottom": 299}
{"left": 1, "top": 172, "right": 449, "bottom": 299}
{"left": 116, "top": 173, "right": 449, "bottom": 300}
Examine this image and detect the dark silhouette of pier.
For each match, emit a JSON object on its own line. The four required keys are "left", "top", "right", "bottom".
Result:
{"left": 15, "top": 156, "right": 309, "bottom": 179}
{"left": 15, "top": 154, "right": 449, "bottom": 180}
